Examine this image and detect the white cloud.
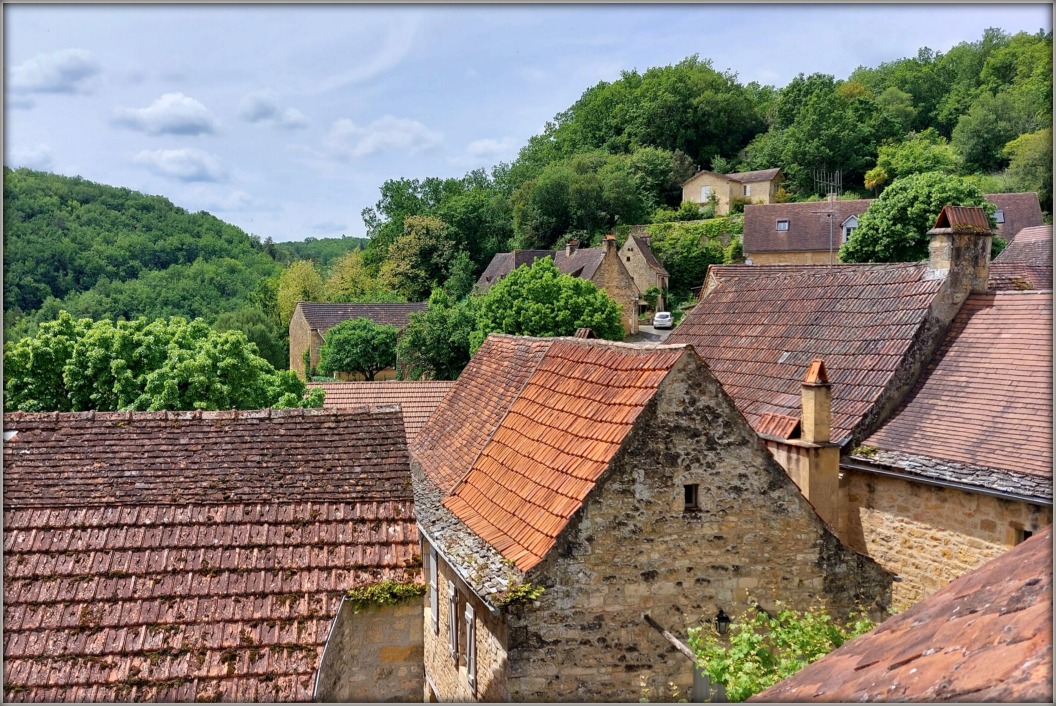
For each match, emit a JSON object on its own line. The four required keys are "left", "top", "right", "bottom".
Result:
{"left": 9, "top": 48, "right": 100, "bottom": 94}
{"left": 323, "top": 116, "right": 442, "bottom": 160}
{"left": 113, "top": 93, "right": 219, "bottom": 135}
{"left": 134, "top": 148, "right": 227, "bottom": 182}
{"left": 310, "top": 16, "right": 422, "bottom": 94}
{"left": 466, "top": 137, "right": 519, "bottom": 159}
{"left": 238, "top": 90, "right": 309, "bottom": 129}
{"left": 311, "top": 220, "right": 348, "bottom": 233}
{"left": 7, "top": 144, "right": 55, "bottom": 171}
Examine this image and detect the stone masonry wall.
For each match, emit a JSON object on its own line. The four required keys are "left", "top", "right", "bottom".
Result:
{"left": 619, "top": 239, "right": 664, "bottom": 311}
{"left": 423, "top": 545, "right": 510, "bottom": 702}
{"left": 504, "top": 353, "right": 892, "bottom": 702}
{"left": 314, "top": 599, "right": 423, "bottom": 702}
{"left": 843, "top": 470, "right": 1052, "bottom": 610}
{"left": 682, "top": 172, "right": 732, "bottom": 215}
{"left": 593, "top": 242, "right": 641, "bottom": 336}
{"left": 288, "top": 307, "right": 313, "bottom": 377}
{"left": 747, "top": 250, "right": 838, "bottom": 265}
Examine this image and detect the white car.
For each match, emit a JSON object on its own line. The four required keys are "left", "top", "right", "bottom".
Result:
{"left": 652, "top": 311, "right": 673, "bottom": 329}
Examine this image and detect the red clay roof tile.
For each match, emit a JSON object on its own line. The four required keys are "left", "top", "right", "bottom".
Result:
{"left": 309, "top": 380, "right": 454, "bottom": 441}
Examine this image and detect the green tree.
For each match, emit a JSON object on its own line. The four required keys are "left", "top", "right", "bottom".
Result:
{"left": 213, "top": 306, "right": 287, "bottom": 370}
{"left": 840, "top": 171, "right": 994, "bottom": 263}
{"left": 276, "top": 259, "right": 325, "bottom": 327}
{"left": 318, "top": 317, "right": 398, "bottom": 381}
{"left": 873, "top": 129, "right": 962, "bottom": 185}
{"left": 647, "top": 219, "right": 736, "bottom": 300}
{"left": 687, "top": 601, "right": 875, "bottom": 702}
{"left": 379, "top": 215, "right": 460, "bottom": 301}
{"left": 1004, "top": 127, "right": 1053, "bottom": 213}
{"left": 443, "top": 251, "right": 478, "bottom": 300}
{"left": 396, "top": 289, "right": 477, "bottom": 380}
{"left": 952, "top": 90, "right": 1047, "bottom": 173}
{"left": 470, "top": 257, "right": 623, "bottom": 352}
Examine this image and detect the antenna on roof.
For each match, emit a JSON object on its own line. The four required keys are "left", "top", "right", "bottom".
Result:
{"left": 813, "top": 168, "right": 842, "bottom": 199}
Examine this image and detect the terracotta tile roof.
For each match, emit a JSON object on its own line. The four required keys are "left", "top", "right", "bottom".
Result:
{"left": 743, "top": 200, "right": 874, "bottom": 254}
{"left": 668, "top": 263, "right": 943, "bottom": 445}
{"left": 553, "top": 247, "right": 606, "bottom": 280}
{"left": 863, "top": 291, "right": 1052, "bottom": 480}
{"left": 723, "top": 167, "right": 782, "bottom": 183}
{"left": 993, "top": 225, "right": 1052, "bottom": 268}
{"left": 1011, "top": 224, "right": 1054, "bottom": 244}
{"left": 2, "top": 408, "right": 419, "bottom": 703}
{"left": 756, "top": 412, "right": 801, "bottom": 440}
{"left": 987, "top": 262, "right": 1052, "bottom": 291}
{"left": 752, "top": 525, "right": 1053, "bottom": 703}
{"left": 3, "top": 408, "right": 413, "bottom": 506}
{"left": 932, "top": 204, "right": 992, "bottom": 230}
{"left": 440, "top": 339, "right": 686, "bottom": 572}
{"left": 573, "top": 328, "right": 596, "bottom": 338}
{"left": 411, "top": 335, "right": 552, "bottom": 493}
{"left": 985, "top": 192, "right": 1045, "bottom": 242}
{"left": 296, "top": 302, "right": 427, "bottom": 331}
{"left": 309, "top": 381, "right": 455, "bottom": 442}
{"left": 475, "top": 250, "right": 553, "bottom": 292}
{"left": 631, "top": 235, "right": 669, "bottom": 276}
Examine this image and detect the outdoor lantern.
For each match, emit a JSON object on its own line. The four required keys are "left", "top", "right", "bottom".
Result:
{"left": 715, "top": 609, "right": 731, "bottom": 635}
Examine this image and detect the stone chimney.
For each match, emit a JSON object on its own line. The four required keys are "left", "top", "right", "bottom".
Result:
{"left": 927, "top": 205, "right": 994, "bottom": 298}
{"left": 603, "top": 233, "right": 616, "bottom": 253}
{"left": 565, "top": 239, "right": 579, "bottom": 258}
{"left": 801, "top": 359, "right": 831, "bottom": 444}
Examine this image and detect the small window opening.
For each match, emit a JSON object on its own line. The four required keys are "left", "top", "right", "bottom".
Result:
{"left": 743, "top": 184, "right": 751, "bottom": 196}
{"left": 684, "top": 484, "right": 700, "bottom": 511}
{"left": 1015, "top": 527, "right": 1034, "bottom": 544}
{"left": 995, "top": 209, "right": 1005, "bottom": 224}
{"left": 776, "top": 219, "right": 789, "bottom": 231}
{"left": 627, "top": 256, "right": 631, "bottom": 262}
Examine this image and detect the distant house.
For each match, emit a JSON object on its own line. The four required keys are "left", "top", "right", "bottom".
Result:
{"left": 985, "top": 191, "right": 1045, "bottom": 242}
{"left": 618, "top": 234, "right": 670, "bottom": 311}
{"left": 993, "top": 224, "right": 1052, "bottom": 266}
{"left": 409, "top": 334, "right": 890, "bottom": 701}
{"left": 671, "top": 206, "right": 1053, "bottom": 609}
{"left": 754, "top": 525, "right": 1053, "bottom": 703}
{"left": 310, "top": 379, "right": 455, "bottom": 442}
{"left": 2, "top": 408, "right": 423, "bottom": 703}
{"left": 475, "top": 237, "right": 641, "bottom": 335}
{"left": 681, "top": 167, "right": 783, "bottom": 215}
{"left": 289, "top": 302, "right": 427, "bottom": 379}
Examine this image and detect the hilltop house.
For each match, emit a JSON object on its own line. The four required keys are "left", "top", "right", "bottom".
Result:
{"left": 309, "top": 380, "right": 455, "bottom": 443}
{"left": 671, "top": 205, "right": 1052, "bottom": 608}
{"left": 2, "top": 408, "right": 424, "bottom": 703}
{"left": 409, "top": 334, "right": 890, "bottom": 702}
{"left": 289, "top": 302, "right": 427, "bottom": 379}
{"left": 754, "top": 525, "right": 1052, "bottom": 702}
{"left": 740, "top": 192, "right": 1044, "bottom": 265}
{"left": 476, "top": 236, "right": 641, "bottom": 335}
{"left": 618, "top": 235, "right": 670, "bottom": 312}
{"left": 681, "top": 167, "right": 783, "bottom": 215}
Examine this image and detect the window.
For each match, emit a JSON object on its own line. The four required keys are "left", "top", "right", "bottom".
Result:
{"left": 465, "top": 602, "right": 477, "bottom": 692}
{"left": 429, "top": 547, "right": 438, "bottom": 634}
{"left": 776, "top": 219, "right": 789, "bottom": 231}
{"left": 448, "top": 582, "right": 458, "bottom": 664}
{"left": 700, "top": 185, "right": 713, "bottom": 202}
{"left": 626, "top": 256, "right": 632, "bottom": 262}
{"left": 743, "top": 184, "right": 751, "bottom": 197}
{"left": 995, "top": 209, "right": 1005, "bottom": 224}
{"left": 842, "top": 215, "right": 859, "bottom": 244}
{"left": 684, "top": 483, "right": 700, "bottom": 511}
{"left": 1014, "top": 526, "right": 1034, "bottom": 544}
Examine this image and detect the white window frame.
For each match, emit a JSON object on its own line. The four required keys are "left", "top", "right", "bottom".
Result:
{"left": 465, "top": 602, "right": 477, "bottom": 693}
{"left": 841, "top": 215, "right": 859, "bottom": 244}
{"left": 995, "top": 209, "right": 1005, "bottom": 224}
{"left": 448, "top": 582, "right": 458, "bottom": 665}
{"left": 776, "top": 219, "right": 789, "bottom": 232}
{"left": 743, "top": 184, "right": 751, "bottom": 197}
{"left": 700, "top": 185, "right": 713, "bottom": 202}
{"left": 429, "top": 547, "right": 438, "bottom": 634}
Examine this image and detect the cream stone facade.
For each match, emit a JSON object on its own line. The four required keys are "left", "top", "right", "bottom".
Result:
{"left": 748, "top": 250, "right": 838, "bottom": 265}
{"left": 681, "top": 169, "right": 783, "bottom": 216}
{"left": 619, "top": 236, "right": 669, "bottom": 312}
{"left": 596, "top": 236, "right": 642, "bottom": 335}
{"left": 288, "top": 305, "right": 323, "bottom": 377}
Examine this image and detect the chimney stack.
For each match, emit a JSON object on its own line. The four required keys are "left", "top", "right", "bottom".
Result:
{"left": 603, "top": 233, "right": 616, "bottom": 253}
{"left": 566, "top": 239, "right": 579, "bottom": 258}
{"left": 927, "top": 205, "right": 994, "bottom": 297}
{"left": 801, "top": 359, "right": 831, "bottom": 444}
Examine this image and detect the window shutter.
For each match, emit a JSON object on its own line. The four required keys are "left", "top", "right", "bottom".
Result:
{"left": 465, "top": 603, "right": 476, "bottom": 692}
{"left": 448, "top": 582, "right": 458, "bottom": 664}
{"left": 429, "top": 547, "right": 438, "bottom": 634}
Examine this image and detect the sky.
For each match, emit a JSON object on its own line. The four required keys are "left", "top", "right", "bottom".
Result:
{"left": 4, "top": 3, "right": 1051, "bottom": 243}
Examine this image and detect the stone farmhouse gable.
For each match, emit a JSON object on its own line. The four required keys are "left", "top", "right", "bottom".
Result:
{"left": 2, "top": 408, "right": 421, "bottom": 703}
{"left": 309, "top": 380, "right": 455, "bottom": 443}
{"left": 753, "top": 525, "right": 1053, "bottom": 703}
{"left": 289, "top": 301, "right": 427, "bottom": 378}
{"left": 619, "top": 234, "right": 670, "bottom": 311}
{"left": 681, "top": 167, "right": 784, "bottom": 215}
{"left": 410, "top": 334, "right": 890, "bottom": 701}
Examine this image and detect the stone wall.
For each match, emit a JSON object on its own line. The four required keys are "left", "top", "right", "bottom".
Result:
{"left": 315, "top": 598, "right": 423, "bottom": 702}
{"left": 619, "top": 238, "right": 665, "bottom": 312}
{"left": 747, "top": 250, "right": 838, "bottom": 265}
{"left": 593, "top": 240, "right": 641, "bottom": 336}
{"left": 423, "top": 546, "right": 510, "bottom": 702}
{"left": 682, "top": 172, "right": 732, "bottom": 215}
{"left": 842, "top": 470, "right": 1053, "bottom": 610}
{"left": 288, "top": 306, "right": 313, "bottom": 377}
{"left": 504, "top": 353, "right": 892, "bottom": 702}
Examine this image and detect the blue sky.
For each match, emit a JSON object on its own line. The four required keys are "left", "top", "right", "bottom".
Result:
{"left": 4, "top": 3, "right": 1051, "bottom": 242}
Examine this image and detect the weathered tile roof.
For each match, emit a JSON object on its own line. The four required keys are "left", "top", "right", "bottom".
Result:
{"left": 752, "top": 525, "right": 1053, "bottom": 702}
{"left": 309, "top": 381, "right": 455, "bottom": 442}
{"left": 296, "top": 302, "right": 427, "bottom": 331}
{"left": 993, "top": 225, "right": 1052, "bottom": 268}
{"left": 1012, "top": 223, "right": 1054, "bottom": 244}
{"left": 988, "top": 262, "right": 1053, "bottom": 291}
{"left": 631, "top": 235, "right": 669, "bottom": 276}
{"left": 743, "top": 200, "right": 874, "bottom": 254}
{"left": 411, "top": 335, "right": 552, "bottom": 493}
{"left": 856, "top": 291, "right": 1052, "bottom": 490}
{"left": 553, "top": 247, "right": 606, "bottom": 280}
{"left": 3, "top": 408, "right": 419, "bottom": 703}
{"left": 985, "top": 192, "right": 1044, "bottom": 242}
{"left": 723, "top": 167, "right": 782, "bottom": 183}
{"left": 475, "top": 247, "right": 607, "bottom": 291}
{"left": 668, "top": 263, "right": 944, "bottom": 445}
{"left": 441, "top": 340, "right": 686, "bottom": 572}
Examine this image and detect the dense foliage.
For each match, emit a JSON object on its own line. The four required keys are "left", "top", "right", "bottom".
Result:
{"left": 272, "top": 234, "right": 368, "bottom": 267}
{"left": 840, "top": 172, "right": 996, "bottom": 263}
{"left": 645, "top": 217, "right": 743, "bottom": 301}
{"left": 318, "top": 317, "right": 398, "bottom": 381}
{"left": 469, "top": 258, "right": 623, "bottom": 352}
{"left": 396, "top": 289, "right": 477, "bottom": 381}
{"left": 687, "top": 602, "right": 876, "bottom": 702}
{"left": 3, "top": 312, "right": 322, "bottom": 412}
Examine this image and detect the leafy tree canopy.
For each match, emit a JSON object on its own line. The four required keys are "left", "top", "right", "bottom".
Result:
{"left": 318, "top": 317, "right": 398, "bottom": 381}
{"left": 396, "top": 288, "right": 477, "bottom": 380}
{"left": 277, "top": 259, "right": 325, "bottom": 328}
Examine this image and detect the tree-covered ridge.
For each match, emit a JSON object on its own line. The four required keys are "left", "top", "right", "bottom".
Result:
{"left": 3, "top": 167, "right": 282, "bottom": 339}
{"left": 272, "top": 234, "right": 368, "bottom": 268}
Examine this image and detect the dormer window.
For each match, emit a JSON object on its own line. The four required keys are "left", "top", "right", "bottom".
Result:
{"left": 995, "top": 209, "right": 1005, "bottom": 224}
{"left": 841, "top": 215, "right": 859, "bottom": 243}
{"left": 776, "top": 219, "right": 789, "bottom": 232}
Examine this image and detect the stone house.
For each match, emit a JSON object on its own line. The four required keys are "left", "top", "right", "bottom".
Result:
{"left": 681, "top": 167, "right": 783, "bottom": 215}
{"left": 309, "top": 379, "right": 455, "bottom": 443}
{"left": 409, "top": 333, "right": 891, "bottom": 702}
{"left": 476, "top": 236, "right": 641, "bottom": 335}
{"left": 2, "top": 407, "right": 424, "bottom": 703}
{"left": 985, "top": 191, "right": 1045, "bottom": 242}
{"left": 754, "top": 525, "right": 1052, "bottom": 702}
{"left": 289, "top": 301, "right": 427, "bottom": 379}
{"left": 670, "top": 205, "right": 1053, "bottom": 609}
{"left": 618, "top": 234, "right": 670, "bottom": 312}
